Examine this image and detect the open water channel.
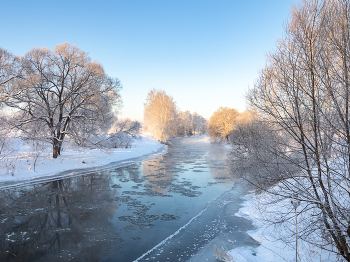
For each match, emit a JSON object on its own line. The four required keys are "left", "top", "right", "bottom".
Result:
{"left": 0, "top": 137, "right": 258, "bottom": 262}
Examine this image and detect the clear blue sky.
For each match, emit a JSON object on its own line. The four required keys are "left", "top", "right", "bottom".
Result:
{"left": 0, "top": 0, "right": 296, "bottom": 121}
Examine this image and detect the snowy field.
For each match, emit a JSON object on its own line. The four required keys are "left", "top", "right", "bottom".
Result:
{"left": 0, "top": 133, "right": 166, "bottom": 185}
{"left": 227, "top": 193, "right": 341, "bottom": 262}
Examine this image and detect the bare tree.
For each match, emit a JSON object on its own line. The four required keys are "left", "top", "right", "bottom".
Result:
{"left": 170, "top": 111, "right": 207, "bottom": 137}
{"left": 208, "top": 107, "right": 239, "bottom": 142}
{"left": 143, "top": 89, "right": 177, "bottom": 142}
{"left": 93, "top": 118, "right": 141, "bottom": 149}
{"left": 113, "top": 118, "right": 141, "bottom": 138}
{"left": 0, "top": 48, "right": 22, "bottom": 170}
{"left": 229, "top": 1, "right": 350, "bottom": 260}
{"left": 0, "top": 47, "right": 22, "bottom": 94}
{"left": 192, "top": 112, "right": 207, "bottom": 135}
{"left": 1, "top": 43, "right": 122, "bottom": 158}
{"left": 178, "top": 110, "right": 193, "bottom": 136}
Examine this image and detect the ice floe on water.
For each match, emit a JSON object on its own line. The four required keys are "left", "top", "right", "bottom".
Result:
{"left": 134, "top": 180, "right": 259, "bottom": 262}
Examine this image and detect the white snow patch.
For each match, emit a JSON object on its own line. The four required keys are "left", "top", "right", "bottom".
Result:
{"left": 227, "top": 193, "right": 342, "bottom": 262}
{"left": 0, "top": 133, "right": 166, "bottom": 185}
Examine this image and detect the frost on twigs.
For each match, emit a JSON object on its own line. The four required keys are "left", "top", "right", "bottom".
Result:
{"left": 228, "top": 0, "right": 350, "bottom": 260}
{"left": 208, "top": 107, "right": 239, "bottom": 143}
{"left": 72, "top": 118, "right": 141, "bottom": 150}
{"left": 143, "top": 89, "right": 177, "bottom": 142}
{"left": 0, "top": 43, "right": 122, "bottom": 159}
{"left": 143, "top": 89, "right": 207, "bottom": 142}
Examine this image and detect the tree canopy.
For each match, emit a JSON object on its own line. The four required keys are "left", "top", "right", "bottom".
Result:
{"left": 229, "top": 0, "right": 350, "bottom": 259}
{"left": 1, "top": 43, "right": 122, "bottom": 158}
{"left": 144, "top": 89, "right": 177, "bottom": 142}
{"left": 207, "top": 107, "right": 239, "bottom": 142}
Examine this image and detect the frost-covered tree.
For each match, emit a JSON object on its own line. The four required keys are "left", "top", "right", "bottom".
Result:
{"left": 192, "top": 112, "right": 207, "bottom": 135}
{"left": 0, "top": 48, "right": 22, "bottom": 93}
{"left": 178, "top": 110, "right": 193, "bottom": 136}
{"left": 173, "top": 117, "right": 186, "bottom": 137}
{"left": 0, "top": 48, "right": 22, "bottom": 163}
{"left": 229, "top": 1, "right": 350, "bottom": 259}
{"left": 1, "top": 43, "right": 122, "bottom": 158}
{"left": 208, "top": 107, "right": 239, "bottom": 142}
{"left": 105, "top": 118, "right": 141, "bottom": 148}
{"left": 172, "top": 111, "right": 206, "bottom": 137}
{"left": 229, "top": 111, "right": 294, "bottom": 187}
{"left": 143, "top": 89, "right": 177, "bottom": 142}
{"left": 77, "top": 118, "right": 141, "bottom": 149}
{"left": 112, "top": 118, "right": 141, "bottom": 138}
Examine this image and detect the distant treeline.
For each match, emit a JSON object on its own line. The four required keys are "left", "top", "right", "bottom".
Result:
{"left": 143, "top": 89, "right": 207, "bottom": 142}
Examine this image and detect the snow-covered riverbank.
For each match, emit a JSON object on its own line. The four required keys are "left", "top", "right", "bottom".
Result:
{"left": 226, "top": 192, "right": 341, "bottom": 262}
{"left": 0, "top": 133, "right": 166, "bottom": 185}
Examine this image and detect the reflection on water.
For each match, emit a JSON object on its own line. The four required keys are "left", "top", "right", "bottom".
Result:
{"left": 143, "top": 158, "right": 174, "bottom": 195}
{"left": 208, "top": 144, "right": 235, "bottom": 182}
{"left": 0, "top": 175, "right": 122, "bottom": 262}
{"left": 0, "top": 137, "right": 237, "bottom": 262}
{"left": 143, "top": 138, "right": 235, "bottom": 195}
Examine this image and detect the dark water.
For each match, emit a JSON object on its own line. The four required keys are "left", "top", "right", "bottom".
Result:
{"left": 0, "top": 137, "right": 257, "bottom": 262}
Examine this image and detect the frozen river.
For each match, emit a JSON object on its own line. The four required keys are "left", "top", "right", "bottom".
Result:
{"left": 0, "top": 137, "right": 258, "bottom": 262}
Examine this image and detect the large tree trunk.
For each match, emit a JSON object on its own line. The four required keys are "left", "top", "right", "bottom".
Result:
{"left": 53, "top": 141, "right": 59, "bottom": 159}
{"left": 53, "top": 135, "right": 64, "bottom": 158}
{"left": 57, "top": 142, "right": 62, "bottom": 155}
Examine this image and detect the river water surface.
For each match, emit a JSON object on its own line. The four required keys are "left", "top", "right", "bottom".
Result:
{"left": 0, "top": 137, "right": 258, "bottom": 262}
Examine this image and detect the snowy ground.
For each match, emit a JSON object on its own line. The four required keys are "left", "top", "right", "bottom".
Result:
{"left": 0, "top": 133, "right": 166, "bottom": 185}
{"left": 226, "top": 193, "right": 342, "bottom": 262}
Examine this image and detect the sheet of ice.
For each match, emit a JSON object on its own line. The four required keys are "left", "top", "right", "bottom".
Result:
{"left": 133, "top": 180, "right": 259, "bottom": 262}
{"left": 0, "top": 133, "right": 166, "bottom": 186}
